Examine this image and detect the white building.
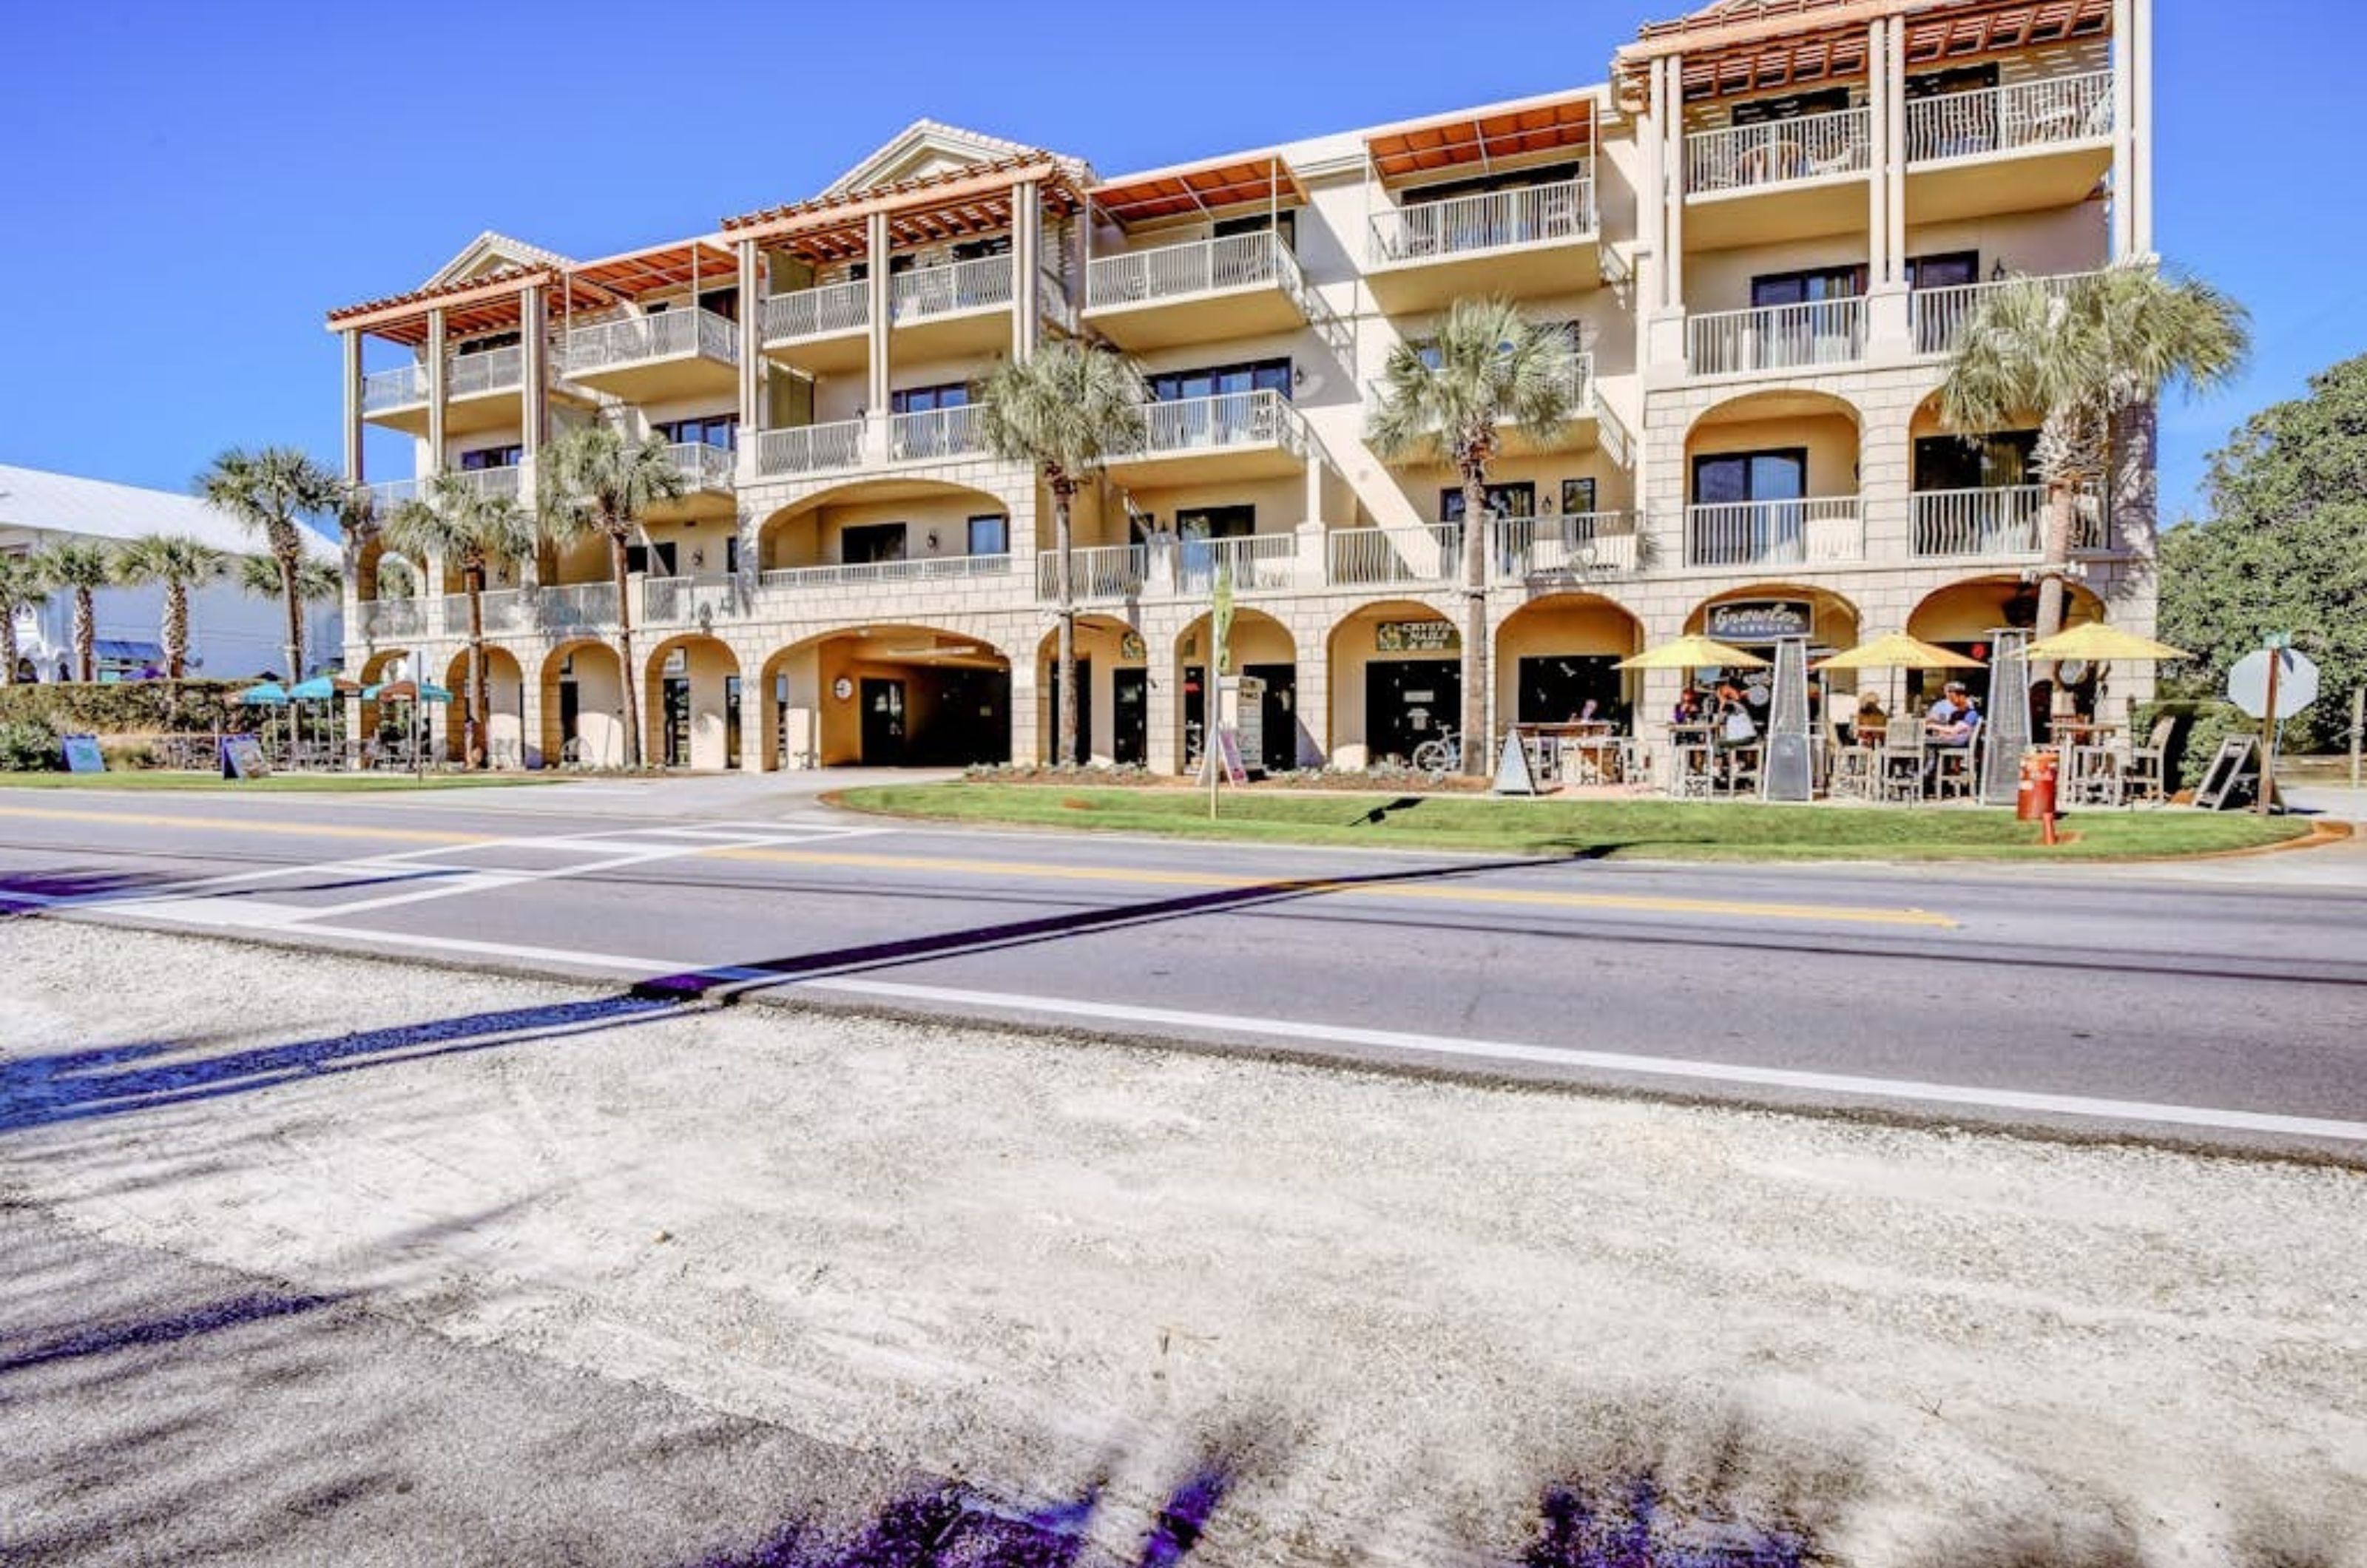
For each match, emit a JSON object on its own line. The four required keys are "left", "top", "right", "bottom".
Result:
{"left": 0, "top": 463, "right": 342, "bottom": 683}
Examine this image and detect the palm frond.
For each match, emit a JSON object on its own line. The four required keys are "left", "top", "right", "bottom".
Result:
{"left": 114, "top": 534, "right": 229, "bottom": 589}
{"left": 197, "top": 446, "right": 346, "bottom": 557}
{"left": 537, "top": 425, "right": 688, "bottom": 544}
{"left": 33, "top": 541, "right": 116, "bottom": 591}
{"left": 0, "top": 553, "right": 49, "bottom": 615}
{"left": 976, "top": 341, "right": 1148, "bottom": 485}
{"left": 385, "top": 470, "right": 537, "bottom": 575}
{"left": 1365, "top": 297, "right": 1584, "bottom": 470}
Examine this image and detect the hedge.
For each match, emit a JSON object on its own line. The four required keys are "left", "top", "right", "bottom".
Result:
{"left": 0, "top": 680, "right": 275, "bottom": 737}
{"left": 2134, "top": 697, "right": 2298, "bottom": 794}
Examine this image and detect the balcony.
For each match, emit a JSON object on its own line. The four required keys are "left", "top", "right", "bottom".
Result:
{"left": 1370, "top": 355, "right": 1600, "bottom": 462}
{"left": 1687, "top": 298, "right": 1866, "bottom": 377}
{"left": 761, "top": 279, "right": 869, "bottom": 374}
{"left": 641, "top": 573, "right": 744, "bottom": 628}
{"left": 754, "top": 419, "right": 867, "bottom": 480}
{"left": 757, "top": 552, "right": 1017, "bottom": 597}
{"left": 558, "top": 308, "right": 738, "bottom": 403}
{"left": 1489, "top": 513, "right": 1642, "bottom": 582}
{"left": 356, "top": 598, "right": 427, "bottom": 643}
{"left": 1908, "top": 270, "right": 2104, "bottom": 357}
{"left": 1685, "top": 498, "right": 1862, "bottom": 569}
{"left": 363, "top": 464, "right": 522, "bottom": 517}
{"left": 1912, "top": 486, "right": 2109, "bottom": 561}
{"left": 1084, "top": 232, "right": 1314, "bottom": 351}
{"left": 1102, "top": 391, "right": 1312, "bottom": 487}
{"left": 359, "top": 345, "right": 526, "bottom": 437}
{"left": 885, "top": 404, "right": 985, "bottom": 464}
{"left": 1326, "top": 525, "right": 1458, "bottom": 589}
{"left": 533, "top": 581, "right": 621, "bottom": 635}
{"left": 891, "top": 254, "right": 1018, "bottom": 360}
{"left": 1906, "top": 70, "right": 2115, "bottom": 223}
{"left": 1037, "top": 544, "right": 1148, "bottom": 604}
{"left": 1684, "top": 107, "right": 1871, "bottom": 249}
{"left": 1365, "top": 178, "right": 1600, "bottom": 311}
{"left": 643, "top": 442, "right": 738, "bottom": 524}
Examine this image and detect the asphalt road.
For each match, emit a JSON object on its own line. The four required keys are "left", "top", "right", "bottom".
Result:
{"left": 2, "top": 780, "right": 2363, "bottom": 1158}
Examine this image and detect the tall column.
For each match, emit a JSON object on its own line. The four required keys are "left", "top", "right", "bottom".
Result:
{"left": 1646, "top": 54, "right": 1690, "bottom": 375}
{"left": 517, "top": 285, "right": 546, "bottom": 589}
{"left": 1012, "top": 179, "right": 1041, "bottom": 362}
{"left": 340, "top": 329, "right": 363, "bottom": 482}
{"left": 2130, "top": 0, "right": 2154, "bottom": 258}
{"left": 1865, "top": 18, "right": 1914, "bottom": 361}
{"left": 736, "top": 239, "right": 763, "bottom": 436}
{"left": 1867, "top": 19, "right": 1891, "bottom": 288}
{"left": 865, "top": 212, "right": 892, "bottom": 465}
{"left": 425, "top": 308, "right": 448, "bottom": 476}
{"left": 1292, "top": 642, "right": 1329, "bottom": 768}
{"left": 1885, "top": 17, "right": 1906, "bottom": 281}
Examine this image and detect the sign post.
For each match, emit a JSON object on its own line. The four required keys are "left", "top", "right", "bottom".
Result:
{"left": 2227, "top": 640, "right": 2319, "bottom": 818}
{"left": 1206, "top": 565, "right": 1234, "bottom": 820}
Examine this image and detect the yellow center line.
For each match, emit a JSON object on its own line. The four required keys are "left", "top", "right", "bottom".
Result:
{"left": 0, "top": 802, "right": 488, "bottom": 845}
{"left": 705, "top": 846, "right": 1959, "bottom": 929}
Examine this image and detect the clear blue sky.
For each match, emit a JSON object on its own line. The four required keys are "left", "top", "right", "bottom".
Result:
{"left": 2, "top": 0, "right": 2358, "bottom": 529}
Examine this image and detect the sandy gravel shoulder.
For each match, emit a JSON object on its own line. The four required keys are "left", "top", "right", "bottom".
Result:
{"left": 2, "top": 919, "right": 2362, "bottom": 1567}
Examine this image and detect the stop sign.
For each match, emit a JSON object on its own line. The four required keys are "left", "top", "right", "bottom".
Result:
{"left": 2227, "top": 647, "right": 2320, "bottom": 720}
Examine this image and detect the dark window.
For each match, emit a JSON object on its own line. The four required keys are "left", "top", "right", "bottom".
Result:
{"left": 1908, "top": 251, "right": 1981, "bottom": 290}
{"left": 1692, "top": 450, "right": 1807, "bottom": 505}
{"left": 890, "top": 382, "right": 970, "bottom": 415}
{"left": 460, "top": 445, "right": 522, "bottom": 470}
{"left": 1147, "top": 358, "right": 1292, "bottom": 402}
{"left": 1212, "top": 209, "right": 1297, "bottom": 249}
{"left": 967, "top": 515, "right": 1009, "bottom": 556}
{"left": 1729, "top": 88, "right": 1851, "bottom": 126}
{"left": 1402, "top": 161, "right": 1585, "bottom": 204}
{"left": 1751, "top": 264, "right": 1866, "bottom": 307}
{"left": 1914, "top": 430, "right": 2039, "bottom": 490}
{"left": 455, "top": 331, "right": 520, "bottom": 355}
{"left": 724, "top": 536, "right": 740, "bottom": 575}
{"left": 1561, "top": 477, "right": 1598, "bottom": 516}
{"left": 698, "top": 286, "right": 737, "bottom": 321}
{"left": 1906, "top": 64, "right": 2001, "bottom": 100}
{"left": 1439, "top": 482, "right": 1537, "bottom": 524}
{"left": 1176, "top": 505, "right": 1256, "bottom": 540}
{"left": 950, "top": 235, "right": 1013, "bottom": 261}
{"left": 842, "top": 523, "right": 907, "bottom": 564}
{"left": 653, "top": 414, "right": 739, "bottom": 449}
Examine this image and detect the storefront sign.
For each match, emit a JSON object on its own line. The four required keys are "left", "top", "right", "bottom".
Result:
{"left": 1376, "top": 620, "right": 1459, "bottom": 654}
{"left": 1119, "top": 632, "right": 1146, "bottom": 662}
{"left": 1706, "top": 600, "right": 1813, "bottom": 643}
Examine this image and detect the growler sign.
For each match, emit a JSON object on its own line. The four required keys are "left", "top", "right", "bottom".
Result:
{"left": 1706, "top": 600, "right": 1813, "bottom": 643}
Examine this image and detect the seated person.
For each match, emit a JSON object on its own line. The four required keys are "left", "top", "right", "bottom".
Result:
{"left": 1926, "top": 681, "right": 1969, "bottom": 725}
{"left": 1854, "top": 692, "right": 1888, "bottom": 746}
{"left": 1927, "top": 700, "right": 1982, "bottom": 748}
{"left": 1672, "top": 687, "right": 1704, "bottom": 726}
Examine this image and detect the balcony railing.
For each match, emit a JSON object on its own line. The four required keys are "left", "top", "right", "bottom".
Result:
{"left": 1688, "top": 297, "right": 1866, "bottom": 376}
{"left": 755, "top": 419, "right": 866, "bottom": 478}
{"left": 1368, "top": 177, "right": 1596, "bottom": 265}
{"left": 1086, "top": 232, "right": 1306, "bottom": 310}
{"left": 1907, "top": 70, "right": 2114, "bottom": 165}
{"left": 361, "top": 363, "right": 430, "bottom": 413}
{"left": 1490, "top": 513, "right": 1641, "bottom": 580}
{"left": 763, "top": 279, "right": 871, "bottom": 342}
{"left": 1913, "top": 486, "right": 2108, "bottom": 559}
{"left": 663, "top": 442, "right": 736, "bottom": 491}
{"left": 1122, "top": 390, "right": 1309, "bottom": 461}
{"left": 535, "top": 581, "right": 620, "bottom": 632}
{"left": 1326, "top": 525, "right": 1459, "bottom": 588}
{"left": 1685, "top": 498, "right": 1863, "bottom": 568}
{"left": 560, "top": 308, "right": 737, "bottom": 377}
{"left": 448, "top": 345, "right": 525, "bottom": 398}
{"left": 357, "top": 599, "right": 425, "bottom": 641}
{"left": 472, "top": 587, "right": 536, "bottom": 633}
{"left": 1908, "top": 270, "right": 2103, "bottom": 356}
{"left": 1038, "top": 544, "right": 1149, "bottom": 602}
{"left": 1172, "top": 533, "right": 1299, "bottom": 593}
{"left": 1365, "top": 354, "right": 1594, "bottom": 444}
{"left": 887, "top": 404, "right": 983, "bottom": 463}
{"left": 642, "top": 574, "right": 743, "bottom": 625}
{"left": 892, "top": 254, "right": 1015, "bottom": 322}
{"left": 758, "top": 553, "right": 1015, "bottom": 592}
{"left": 1687, "top": 106, "right": 1871, "bottom": 194}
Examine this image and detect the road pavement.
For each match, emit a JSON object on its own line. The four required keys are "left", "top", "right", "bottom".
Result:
{"left": 2, "top": 780, "right": 2363, "bottom": 1157}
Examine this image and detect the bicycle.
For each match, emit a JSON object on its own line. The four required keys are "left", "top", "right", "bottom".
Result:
{"left": 1411, "top": 728, "right": 1462, "bottom": 777}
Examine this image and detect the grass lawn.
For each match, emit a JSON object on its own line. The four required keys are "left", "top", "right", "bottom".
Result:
{"left": 0, "top": 771, "right": 564, "bottom": 793}
{"left": 837, "top": 783, "right": 2318, "bottom": 862}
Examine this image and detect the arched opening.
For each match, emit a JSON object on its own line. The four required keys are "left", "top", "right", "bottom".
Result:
{"left": 1495, "top": 592, "right": 1645, "bottom": 731}
{"left": 442, "top": 646, "right": 527, "bottom": 767}
{"left": 1172, "top": 609, "right": 1300, "bottom": 773}
{"left": 1684, "top": 584, "right": 1863, "bottom": 734}
{"left": 1908, "top": 575, "right": 2109, "bottom": 724}
{"left": 641, "top": 635, "right": 743, "bottom": 771}
{"left": 357, "top": 649, "right": 413, "bottom": 763}
{"left": 1327, "top": 598, "right": 1459, "bottom": 767}
{"left": 757, "top": 626, "right": 1010, "bottom": 770}
{"left": 540, "top": 639, "right": 628, "bottom": 768}
{"left": 1908, "top": 391, "right": 2053, "bottom": 560}
{"left": 1035, "top": 615, "right": 1148, "bottom": 766}
{"left": 757, "top": 479, "right": 1016, "bottom": 582}
{"left": 1684, "top": 391, "right": 1863, "bottom": 570}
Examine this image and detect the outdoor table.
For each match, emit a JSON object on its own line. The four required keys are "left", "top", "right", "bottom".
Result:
{"left": 1559, "top": 733, "right": 1624, "bottom": 787}
{"left": 1665, "top": 723, "right": 1719, "bottom": 797}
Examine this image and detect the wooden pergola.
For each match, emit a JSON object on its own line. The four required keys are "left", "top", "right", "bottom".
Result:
{"left": 721, "top": 153, "right": 1084, "bottom": 266}
{"left": 326, "top": 267, "right": 615, "bottom": 347}
{"left": 1363, "top": 91, "right": 1598, "bottom": 186}
{"left": 1088, "top": 153, "right": 1306, "bottom": 229}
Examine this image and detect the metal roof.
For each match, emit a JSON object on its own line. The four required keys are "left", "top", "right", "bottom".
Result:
{"left": 0, "top": 463, "right": 337, "bottom": 561}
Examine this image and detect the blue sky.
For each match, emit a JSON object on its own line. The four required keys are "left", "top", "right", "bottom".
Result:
{"left": 1, "top": 0, "right": 2357, "bottom": 529}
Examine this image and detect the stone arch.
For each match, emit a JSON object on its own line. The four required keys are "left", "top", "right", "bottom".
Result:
{"left": 1495, "top": 591, "right": 1647, "bottom": 732}
{"left": 1172, "top": 608, "right": 1300, "bottom": 771}
{"left": 357, "top": 648, "right": 414, "bottom": 760}
{"left": 1684, "top": 390, "right": 1865, "bottom": 569}
{"left": 641, "top": 633, "right": 744, "bottom": 771}
{"left": 1327, "top": 598, "right": 1462, "bottom": 767}
{"left": 1677, "top": 583, "right": 1863, "bottom": 734}
{"left": 539, "top": 638, "right": 628, "bottom": 768}
{"left": 1034, "top": 614, "right": 1147, "bottom": 766}
{"left": 755, "top": 478, "right": 1019, "bottom": 578}
{"left": 442, "top": 645, "right": 527, "bottom": 766}
{"left": 1907, "top": 574, "right": 2110, "bottom": 726}
{"left": 756, "top": 624, "right": 1013, "bottom": 770}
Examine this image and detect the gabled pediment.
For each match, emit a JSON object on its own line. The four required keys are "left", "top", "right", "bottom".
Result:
{"left": 825, "top": 119, "right": 1045, "bottom": 195}
{"left": 422, "top": 230, "right": 575, "bottom": 289}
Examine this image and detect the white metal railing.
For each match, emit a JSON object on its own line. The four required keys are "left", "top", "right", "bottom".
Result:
{"left": 663, "top": 442, "right": 735, "bottom": 491}
{"left": 1172, "top": 533, "right": 1298, "bottom": 593}
{"left": 1685, "top": 498, "right": 1862, "bottom": 567}
{"left": 641, "top": 573, "right": 742, "bottom": 625}
{"left": 358, "top": 599, "right": 425, "bottom": 640}
{"left": 1907, "top": 70, "right": 2114, "bottom": 165}
{"left": 887, "top": 404, "right": 982, "bottom": 463}
{"left": 473, "top": 587, "right": 535, "bottom": 633}
{"left": 755, "top": 419, "right": 865, "bottom": 477}
{"left": 1687, "top": 105, "right": 1871, "bottom": 193}
{"left": 447, "top": 345, "right": 524, "bottom": 398}
{"left": 1688, "top": 297, "right": 1866, "bottom": 375}
{"left": 763, "top": 279, "right": 871, "bottom": 342}
{"left": 533, "top": 581, "right": 620, "bottom": 632}
{"left": 364, "top": 478, "right": 419, "bottom": 513}
{"left": 758, "top": 553, "right": 1015, "bottom": 592}
{"left": 560, "top": 308, "right": 738, "bottom": 376}
{"left": 361, "top": 363, "right": 430, "bottom": 413}
{"left": 1326, "top": 526, "right": 1459, "bottom": 587}
{"left": 1909, "top": 270, "right": 2102, "bottom": 356}
{"left": 1124, "top": 390, "right": 1307, "bottom": 460}
{"left": 892, "top": 254, "right": 1015, "bottom": 322}
{"left": 459, "top": 464, "right": 521, "bottom": 501}
{"left": 1913, "top": 486, "right": 2108, "bottom": 558}
{"left": 1368, "top": 177, "right": 1597, "bottom": 265}
{"left": 1038, "top": 544, "right": 1149, "bottom": 601}
{"left": 1087, "top": 231, "right": 1303, "bottom": 309}
{"left": 1490, "top": 513, "right": 1641, "bottom": 580}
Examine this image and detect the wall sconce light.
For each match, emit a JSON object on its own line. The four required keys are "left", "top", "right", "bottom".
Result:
{"left": 1292, "top": 367, "right": 1306, "bottom": 389}
{"left": 1990, "top": 259, "right": 2009, "bottom": 282}
{"left": 691, "top": 549, "right": 705, "bottom": 570}
{"left": 925, "top": 530, "right": 940, "bottom": 550}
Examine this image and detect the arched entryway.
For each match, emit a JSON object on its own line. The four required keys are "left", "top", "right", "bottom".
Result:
{"left": 642, "top": 635, "right": 743, "bottom": 771}
{"left": 758, "top": 626, "right": 1011, "bottom": 769}
{"left": 1327, "top": 598, "right": 1459, "bottom": 767}
{"left": 1495, "top": 592, "right": 1645, "bottom": 731}
{"left": 1036, "top": 615, "right": 1149, "bottom": 766}
{"left": 1908, "top": 575, "right": 2110, "bottom": 724}
{"left": 757, "top": 479, "right": 1016, "bottom": 580}
{"left": 442, "top": 646, "right": 526, "bottom": 766}
{"left": 1172, "top": 608, "right": 1301, "bottom": 773}
{"left": 539, "top": 639, "right": 628, "bottom": 768}
{"left": 358, "top": 649, "right": 414, "bottom": 761}
{"left": 1682, "top": 584, "right": 1863, "bottom": 734}
{"left": 1684, "top": 391, "right": 1863, "bottom": 570}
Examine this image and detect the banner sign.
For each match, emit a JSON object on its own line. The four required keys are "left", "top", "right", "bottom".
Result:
{"left": 1377, "top": 620, "right": 1459, "bottom": 654}
{"left": 1706, "top": 600, "right": 1813, "bottom": 643}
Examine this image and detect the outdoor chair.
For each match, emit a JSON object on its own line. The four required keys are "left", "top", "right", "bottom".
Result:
{"left": 1931, "top": 743, "right": 1978, "bottom": 802}
{"left": 2063, "top": 743, "right": 2124, "bottom": 808}
{"left": 1877, "top": 718, "right": 1927, "bottom": 804}
{"left": 2120, "top": 716, "right": 2175, "bottom": 805}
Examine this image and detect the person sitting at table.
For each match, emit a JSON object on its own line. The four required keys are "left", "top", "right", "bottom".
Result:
{"left": 1926, "top": 681, "right": 1969, "bottom": 725}
{"left": 1854, "top": 692, "right": 1888, "bottom": 746}
{"left": 1672, "top": 687, "right": 1704, "bottom": 725}
{"left": 1927, "top": 698, "right": 1980, "bottom": 747}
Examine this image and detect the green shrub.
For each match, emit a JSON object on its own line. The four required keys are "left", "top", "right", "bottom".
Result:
{"left": 2136, "top": 697, "right": 2296, "bottom": 794}
{"left": 0, "top": 717, "right": 60, "bottom": 772}
{"left": 99, "top": 736, "right": 160, "bottom": 771}
{"left": 0, "top": 680, "right": 270, "bottom": 737}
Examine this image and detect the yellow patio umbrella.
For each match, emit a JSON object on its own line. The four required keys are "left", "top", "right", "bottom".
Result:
{"left": 1614, "top": 634, "right": 1771, "bottom": 672}
{"left": 2019, "top": 624, "right": 2192, "bottom": 663}
{"left": 1810, "top": 632, "right": 1985, "bottom": 673}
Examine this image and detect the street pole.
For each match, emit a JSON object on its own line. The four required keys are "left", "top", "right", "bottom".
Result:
{"left": 2351, "top": 686, "right": 2363, "bottom": 794}
{"left": 2255, "top": 638, "right": 2281, "bottom": 819}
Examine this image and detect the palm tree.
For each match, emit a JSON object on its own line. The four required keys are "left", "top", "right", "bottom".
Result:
{"left": 197, "top": 447, "right": 345, "bottom": 683}
{"left": 1367, "top": 298, "right": 1585, "bottom": 774}
{"left": 976, "top": 341, "right": 1147, "bottom": 766}
{"left": 114, "top": 535, "right": 229, "bottom": 679}
{"left": 1940, "top": 266, "right": 2249, "bottom": 699}
{"left": 234, "top": 554, "right": 342, "bottom": 677}
{"left": 33, "top": 542, "right": 115, "bottom": 683}
{"left": 0, "top": 553, "right": 50, "bottom": 686}
{"left": 537, "top": 425, "right": 686, "bottom": 769}
{"left": 385, "top": 471, "right": 535, "bottom": 768}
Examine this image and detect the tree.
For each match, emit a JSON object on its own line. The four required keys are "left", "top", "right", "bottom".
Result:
{"left": 385, "top": 471, "right": 535, "bottom": 768}
{"left": 2160, "top": 352, "right": 2367, "bottom": 751}
{"left": 1940, "top": 266, "right": 2249, "bottom": 700}
{"left": 0, "top": 553, "right": 50, "bottom": 686}
{"left": 114, "top": 535, "right": 229, "bottom": 680}
{"left": 537, "top": 425, "right": 686, "bottom": 769}
{"left": 33, "top": 542, "right": 114, "bottom": 683}
{"left": 1366, "top": 298, "right": 1584, "bottom": 774}
{"left": 976, "top": 341, "right": 1147, "bottom": 767}
{"left": 235, "top": 554, "right": 342, "bottom": 677}
{"left": 198, "top": 447, "right": 345, "bottom": 681}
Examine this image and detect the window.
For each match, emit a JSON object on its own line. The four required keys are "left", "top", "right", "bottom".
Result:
{"left": 1175, "top": 505, "right": 1255, "bottom": 541}
{"left": 1729, "top": 88, "right": 1851, "bottom": 126}
{"left": 1212, "top": 210, "right": 1297, "bottom": 249}
{"left": 842, "top": 522, "right": 907, "bottom": 564}
{"left": 1914, "top": 430, "right": 2038, "bottom": 491}
{"left": 1692, "top": 450, "right": 1807, "bottom": 506}
{"left": 455, "top": 331, "right": 520, "bottom": 356}
{"left": 1439, "top": 482, "right": 1537, "bottom": 524}
{"left": 1146, "top": 358, "right": 1292, "bottom": 403}
{"left": 460, "top": 445, "right": 522, "bottom": 470}
{"left": 698, "top": 286, "right": 737, "bottom": 321}
{"left": 1906, "top": 64, "right": 2000, "bottom": 99}
{"left": 724, "top": 536, "right": 740, "bottom": 575}
{"left": 890, "top": 382, "right": 970, "bottom": 415}
{"left": 1751, "top": 265, "right": 1866, "bottom": 307}
{"left": 966, "top": 515, "right": 1009, "bottom": 556}
{"left": 1561, "top": 478, "right": 1598, "bottom": 516}
{"left": 1908, "top": 251, "right": 1981, "bottom": 291}
{"left": 653, "top": 413, "right": 738, "bottom": 449}
{"left": 1402, "top": 161, "right": 1585, "bottom": 205}
{"left": 950, "top": 235, "right": 1013, "bottom": 261}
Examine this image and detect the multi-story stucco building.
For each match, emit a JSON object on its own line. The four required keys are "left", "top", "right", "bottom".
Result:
{"left": 330, "top": 0, "right": 2153, "bottom": 773}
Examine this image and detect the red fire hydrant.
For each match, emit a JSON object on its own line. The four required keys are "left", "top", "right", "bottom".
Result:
{"left": 2017, "top": 748, "right": 2061, "bottom": 844}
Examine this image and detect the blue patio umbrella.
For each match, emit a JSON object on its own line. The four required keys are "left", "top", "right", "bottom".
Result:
{"left": 362, "top": 680, "right": 453, "bottom": 703}
{"left": 288, "top": 674, "right": 361, "bottom": 701}
{"left": 236, "top": 681, "right": 291, "bottom": 705}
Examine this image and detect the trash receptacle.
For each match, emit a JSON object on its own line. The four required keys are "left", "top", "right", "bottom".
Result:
{"left": 2016, "top": 748, "right": 2059, "bottom": 822}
